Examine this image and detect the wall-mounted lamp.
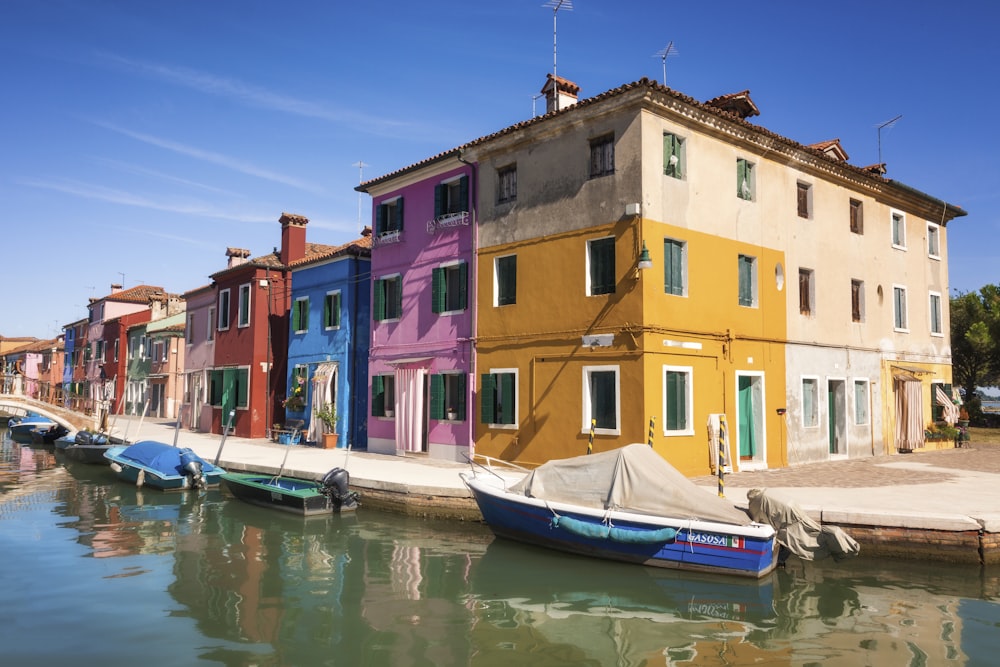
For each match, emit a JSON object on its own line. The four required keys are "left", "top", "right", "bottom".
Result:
{"left": 637, "top": 242, "right": 653, "bottom": 270}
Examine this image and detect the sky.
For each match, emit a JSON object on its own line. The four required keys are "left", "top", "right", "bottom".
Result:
{"left": 1, "top": 0, "right": 998, "bottom": 340}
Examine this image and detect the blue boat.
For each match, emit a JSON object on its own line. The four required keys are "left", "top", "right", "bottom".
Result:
{"left": 461, "top": 444, "right": 777, "bottom": 579}
{"left": 104, "top": 440, "right": 226, "bottom": 491}
{"left": 7, "top": 412, "right": 63, "bottom": 444}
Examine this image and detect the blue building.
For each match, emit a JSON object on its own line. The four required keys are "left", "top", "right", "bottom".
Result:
{"left": 286, "top": 228, "right": 373, "bottom": 448}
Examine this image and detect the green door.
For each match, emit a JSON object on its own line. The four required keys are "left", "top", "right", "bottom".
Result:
{"left": 738, "top": 376, "right": 756, "bottom": 458}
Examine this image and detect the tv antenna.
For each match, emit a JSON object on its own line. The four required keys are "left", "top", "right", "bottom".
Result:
{"left": 352, "top": 160, "right": 369, "bottom": 233}
{"left": 653, "top": 41, "right": 678, "bottom": 84}
{"left": 876, "top": 114, "right": 902, "bottom": 168}
{"left": 544, "top": 0, "right": 573, "bottom": 110}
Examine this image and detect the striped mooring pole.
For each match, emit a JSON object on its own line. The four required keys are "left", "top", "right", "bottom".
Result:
{"left": 648, "top": 416, "right": 655, "bottom": 447}
{"left": 717, "top": 414, "right": 728, "bottom": 497}
{"left": 587, "top": 418, "right": 596, "bottom": 454}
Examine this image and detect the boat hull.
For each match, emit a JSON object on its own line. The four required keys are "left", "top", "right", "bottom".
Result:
{"left": 105, "top": 442, "right": 225, "bottom": 491}
{"left": 222, "top": 473, "right": 340, "bottom": 516}
{"left": 463, "top": 474, "right": 776, "bottom": 578}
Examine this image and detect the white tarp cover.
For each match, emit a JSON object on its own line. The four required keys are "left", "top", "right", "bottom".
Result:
{"left": 508, "top": 443, "right": 752, "bottom": 526}
{"left": 747, "top": 488, "right": 860, "bottom": 562}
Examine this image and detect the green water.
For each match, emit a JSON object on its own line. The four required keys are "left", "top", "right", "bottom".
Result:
{"left": 2, "top": 432, "right": 1000, "bottom": 666}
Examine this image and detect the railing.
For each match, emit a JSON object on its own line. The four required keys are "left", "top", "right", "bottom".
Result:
{"left": 0, "top": 373, "right": 96, "bottom": 416}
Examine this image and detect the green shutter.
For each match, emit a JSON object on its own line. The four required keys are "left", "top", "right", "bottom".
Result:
{"left": 396, "top": 197, "right": 404, "bottom": 231}
{"left": 738, "top": 256, "right": 753, "bottom": 306}
{"left": 372, "top": 375, "right": 385, "bottom": 416}
{"left": 373, "top": 280, "right": 385, "bottom": 321}
{"left": 434, "top": 184, "right": 444, "bottom": 218}
{"left": 375, "top": 204, "right": 384, "bottom": 235}
{"left": 333, "top": 293, "right": 341, "bottom": 327}
{"left": 499, "top": 373, "right": 515, "bottom": 425}
{"left": 591, "top": 371, "right": 615, "bottom": 429}
{"left": 590, "top": 238, "right": 615, "bottom": 295}
{"left": 664, "top": 239, "right": 684, "bottom": 295}
{"left": 459, "top": 262, "right": 468, "bottom": 310}
{"left": 237, "top": 367, "right": 249, "bottom": 408}
{"left": 481, "top": 373, "right": 496, "bottom": 424}
{"left": 395, "top": 278, "right": 403, "bottom": 319}
{"left": 430, "top": 374, "right": 444, "bottom": 419}
{"left": 663, "top": 133, "right": 681, "bottom": 178}
{"left": 665, "top": 371, "right": 686, "bottom": 430}
{"left": 432, "top": 268, "right": 445, "bottom": 314}
{"left": 498, "top": 256, "right": 516, "bottom": 305}
{"left": 457, "top": 374, "right": 467, "bottom": 421}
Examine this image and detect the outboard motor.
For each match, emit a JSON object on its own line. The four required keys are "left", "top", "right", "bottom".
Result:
{"left": 320, "top": 467, "right": 359, "bottom": 511}
{"left": 178, "top": 448, "right": 207, "bottom": 489}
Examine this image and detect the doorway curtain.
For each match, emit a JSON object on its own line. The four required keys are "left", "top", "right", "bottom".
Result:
{"left": 308, "top": 362, "right": 337, "bottom": 443}
{"left": 894, "top": 375, "right": 924, "bottom": 451}
{"left": 395, "top": 367, "right": 426, "bottom": 453}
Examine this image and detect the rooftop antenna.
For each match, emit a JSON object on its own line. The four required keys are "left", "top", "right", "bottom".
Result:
{"left": 117, "top": 272, "right": 125, "bottom": 288}
{"left": 352, "top": 160, "right": 369, "bottom": 234}
{"left": 544, "top": 0, "right": 573, "bottom": 111}
{"left": 876, "top": 114, "right": 902, "bottom": 168}
{"left": 653, "top": 41, "right": 678, "bottom": 84}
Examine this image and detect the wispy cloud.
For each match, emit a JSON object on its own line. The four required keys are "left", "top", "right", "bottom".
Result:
{"left": 100, "top": 53, "right": 415, "bottom": 137}
{"left": 18, "top": 178, "right": 273, "bottom": 223}
{"left": 91, "top": 121, "right": 327, "bottom": 194}
{"left": 90, "top": 157, "right": 243, "bottom": 197}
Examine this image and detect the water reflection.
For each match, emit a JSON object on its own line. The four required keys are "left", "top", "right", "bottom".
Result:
{"left": 4, "top": 427, "right": 1000, "bottom": 666}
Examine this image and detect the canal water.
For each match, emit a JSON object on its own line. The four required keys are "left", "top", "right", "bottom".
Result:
{"left": 3, "top": 431, "right": 1000, "bottom": 667}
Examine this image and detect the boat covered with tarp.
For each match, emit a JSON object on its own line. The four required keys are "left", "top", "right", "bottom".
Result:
{"left": 462, "top": 443, "right": 777, "bottom": 578}
{"left": 105, "top": 440, "right": 225, "bottom": 491}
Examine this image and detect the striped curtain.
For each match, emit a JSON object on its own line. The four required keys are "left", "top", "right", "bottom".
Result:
{"left": 395, "top": 367, "right": 426, "bottom": 453}
{"left": 894, "top": 377, "right": 924, "bottom": 451}
{"left": 935, "top": 385, "right": 960, "bottom": 425}
{"left": 308, "top": 362, "right": 337, "bottom": 443}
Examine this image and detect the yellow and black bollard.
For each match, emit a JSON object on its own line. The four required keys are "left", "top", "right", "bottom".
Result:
{"left": 717, "top": 414, "right": 728, "bottom": 497}
{"left": 648, "top": 416, "right": 655, "bottom": 447}
{"left": 587, "top": 418, "right": 596, "bottom": 454}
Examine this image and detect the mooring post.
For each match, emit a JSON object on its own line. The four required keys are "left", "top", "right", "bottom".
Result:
{"left": 648, "top": 416, "right": 655, "bottom": 447}
{"left": 587, "top": 418, "right": 595, "bottom": 454}
{"left": 718, "top": 414, "right": 727, "bottom": 497}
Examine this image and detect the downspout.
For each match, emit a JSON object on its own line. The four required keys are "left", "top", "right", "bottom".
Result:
{"left": 458, "top": 150, "right": 478, "bottom": 458}
{"left": 350, "top": 254, "right": 361, "bottom": 448}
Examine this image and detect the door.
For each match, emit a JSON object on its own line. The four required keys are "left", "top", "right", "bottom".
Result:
{"left": 737, "top": 373, "right": 764, "bottom": 465}
{"left": 828, "top": 379, "right": 847, "bottom": 455}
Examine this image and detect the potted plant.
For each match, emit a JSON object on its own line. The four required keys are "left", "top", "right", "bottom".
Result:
{"left": 446, "top": 406, "right": 458, "bottom": 421}
{"left": 282, "top": 379, "right": 306, "bottom": 412}
{"left": 315, "top": 402, "right": 339, "bottom": 449}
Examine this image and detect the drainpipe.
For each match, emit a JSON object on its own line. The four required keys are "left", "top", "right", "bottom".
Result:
{"left": 458, "top": 150, "right": 478, "bottom": 458}
{"left": 350, "top": 254, "right": 361, "bottom": 448}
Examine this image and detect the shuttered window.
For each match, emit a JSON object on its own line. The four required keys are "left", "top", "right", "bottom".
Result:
{"left": 738, "top": 255, "right": 756, "bottom": 307}
{"left": 481, "top": 372, "right": 516, "bottom": 425}
{"left": 664, "top": 238, "right": 685, "bottom": 296}
{"left": 434, "top": 176, "right": 469, "bottom": 218}
{"left": 432, "top": 263, "right": 468, "bottom": 313}
{"left": 588, "top": 237, "right": 616, "bottom": 296}
{"left": 663, "top": 133, "right": 683, "bottom": 179}
{"left": 496, "top": 255, "right": 516, "bottom": 306}
{"left": 324, "top": 291, "right": 341, "bottom": 329}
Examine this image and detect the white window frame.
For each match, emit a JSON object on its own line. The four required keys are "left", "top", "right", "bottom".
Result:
{"left": 927, "top": 222, "right": 941, "bottom": 259}
{"left": 237, "top": 282, "right": 252, "bottom": 328}
{"left": 929, "top": 291, "right": 944, "bottom": 337}
{"left": 582, "top": 364, "right": 621, "bottom": 436}
{"left": 891, "top": 209, "right": 907, "bottom": 250}
{"left": 217, "top": 289, "right": 231, "bottom": 331}
{"left": 893, "top": 284, "right": 909, "bottom": 332}
{"left": 853, "top": 378, "right": 870, "bottom": 426}
{"left": 662, "top": 365, "right": 694, "bottom": 436}
{"left": 802, "top": 376, "right": 820, "bottom": 428}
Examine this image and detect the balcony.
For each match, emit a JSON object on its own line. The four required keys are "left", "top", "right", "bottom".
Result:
{"left": 427, "top": 210, "right": 469, "bottom": 233}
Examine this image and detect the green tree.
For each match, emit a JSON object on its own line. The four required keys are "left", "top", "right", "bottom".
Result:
{"left": 950, "top": 286, "right": 1000, "bottom": 413}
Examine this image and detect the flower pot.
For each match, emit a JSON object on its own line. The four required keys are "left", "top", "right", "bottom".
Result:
{"left": 447, "top": 411, "right": 458, "bottom": 421}
{"left": 322, "top": 432, "right": 339, "bottom": 449}
{"left": 384, "top": 409, "right": 394, "bottom": 418}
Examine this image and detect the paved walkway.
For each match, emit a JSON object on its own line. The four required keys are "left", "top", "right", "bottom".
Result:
{"left": 108, "top": 417, "right": 1000, "bottom": 532}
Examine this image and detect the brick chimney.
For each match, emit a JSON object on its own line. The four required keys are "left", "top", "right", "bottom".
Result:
{"left": 279, "top": 212, "right": 309, "bottom": 266}
{"left": 541, "top": 74, "right": 580, "bottom": 114}
{"left": 226, "top": 247, "right": 251, "bottom": 269}
{"left": 110, "top": 283, "right": 122, "bottom": 294}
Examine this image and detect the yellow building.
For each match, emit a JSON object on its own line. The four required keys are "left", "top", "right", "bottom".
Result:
{"left": 467, "top": 78, "right": 964, "bottom": 474}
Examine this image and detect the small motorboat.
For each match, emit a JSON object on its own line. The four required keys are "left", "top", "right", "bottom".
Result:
{"left": 7, "top": 412, "right": 59, "bottom": 443}
{"left": 105, "top": 440, "right": 226, "bottom": 491}
{"left": 56, "top": 430, "right": 123, "bottom": 464}
{"left": 222, "top": 468, "right": 359, "bottom": 516}
{"left": 461, "top": 443, "right": 778, "bottom": 579}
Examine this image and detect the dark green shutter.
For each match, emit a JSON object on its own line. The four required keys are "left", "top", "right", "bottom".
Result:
{"left": 499, "top": 373, "right": 515, "bottom": 425}
{"left": 396, "top": 197, "right": 404, "bottom": 231}
{"left": 432, "top": 268, "right": 445, "bottom": 314}
{"left": 434, "top": 184, "right": 444, "bottom": 218}
{"left": 498, "top": 256, "right": 516, "bottom": 305}
{"left": 457, "top": 374, "right": 467, "bottom": 421}
{"left": 237, "top": 367, "right": 249, "bottom": 408}
{"left": 481, "top": 373, "right": 496, "bottom": 424}
{"left": 665, "top": 371, "right": 685, "bottom": 430}
{"left": 430, "top": 374, "right": 444, "bottom": 419}
{"left": 590, "top": 371, "right": 615, "bottom": 429}
{"left": 373, "top": 280, "right": 385, "bottom": 321}
{"left": 739, "top": 256, "right": 753, "bottom": 306}
{"left": 458, "top": 262, "right": 468, "bottom": 310}
{"left": 459, "top": 175, "right": 469, "bottom": 211}
{"left": 372, "top": 375, "right": 385, "bottom": 416}
{"left": 333, "top": 293, "right": 341, "bottom": 327}
{"left": 210, "top": 369, "right": 223, "bottom": 405}
{"left": 591, "top": 238, "right": 615, "bottom": 295}
{"left": 664, "top": 239, "right": 684, "bottom": 295}
{"left": 375, "top": 204, "right": 384, "bottom": 235}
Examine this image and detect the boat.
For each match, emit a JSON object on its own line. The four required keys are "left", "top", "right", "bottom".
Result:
{"left": 7, "top": 412, "right": 61, "bottom": 443}
{"left": 104, "top": 440, "right": 226, "bottom": 491}
{"left": 461, "top": 443, "right": 778, "bottom": 578}
{"left": 222, "top": 468, "right": 359, "bottom": 515}
{"left": 56, "top": 430, "right": 124, "bottom": 464}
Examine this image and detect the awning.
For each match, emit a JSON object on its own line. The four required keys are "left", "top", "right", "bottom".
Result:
{"left": 385, "top": 356, "right": 433, "bottom": 367}
{"left": 892, "top": 364, "right": 932, "bottom": 381}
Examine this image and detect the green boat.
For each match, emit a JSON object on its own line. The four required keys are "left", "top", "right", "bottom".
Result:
{"left": 222, "top": 468, "right": 358, "bottom": 516}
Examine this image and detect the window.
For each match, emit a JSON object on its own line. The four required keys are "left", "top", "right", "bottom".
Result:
{"left": 374, "top": 275, "right": 402, "bottom": 321}
{"left": 237, "top": 283, "right": 251, "bottom": 328}
{"left": 589, "top": 134, "right": 615, "bottom": 178}
{"left": 207, "top": 307, "right": 215, "bottom": 341}
{"left": 893, "top": 285, "right": 908, "bottom": 331}
{"left": 928, "top": 223, "right": 940, "bottom": 258}
{"left": 664, "top": 238, "right": 686, "bottom": 296}
{"left": 435, "top": 175, "right": 469, "bottom": 219}
{"left": 583, "top": 365, "right": 619, "bottom": 433}
{"left": 930, "top": 291, "right": 943, "bottom": 336}
{"left": 797, "top": 181, "right": 812, "bottom": 218}
{"left": 851, "top": 279, "right": 865, "bottom": 323}
{"left": 853, "top": 379, "right": 869, "bottom": 425}
{"left": 208, "top": 367, "right": 250, "bottom": 409}
{"left": 495, "top": 255, "right": 517, "bottom": 306}
{"left": 738, "top": 254, "right": 757, "bottom": 307}
{"left": 588, "top": 237, "right": 616, "bottom": 295}
{"left": 292, "top": 297, "right": 309, "bottom": 333}
{"left": 324, "top": 291, "right": 341, "bottom": 329}
{"left": 481, "top": 370, "right": 517, "bottom": 426}
{"left": 891, "top": 211, "right": 906, "bottom": 248}
{"left": 376, "top": 197, "right": 404, "bottom": 236}
{"left": 663, "top": 366, "right": 693, "bottom": 435}
{"left": 663, "top": 132, "right": 684, "bottom": 179}
{"left": 113, "top": 339, "right": 119, "bottom": 362}
{"left": 931, "top": 381, "right": 953, "bottom": 422}
{"left": 218, "top": 289, "right": 231, "bottom": 331}
{"left": 802, "top": 377, "right": 819, "bottom": 427}
{"left": 850, "top": 199, "right": 864, "bottom": 234}
{"left": 96, "top": 340, "right": 106, "bottom": 362}
{"left": 799, "top": 268, "right": 815, "bottom": 316}
{"left": 187, "top": 314, "right": 195, "bottom": 344}
{"left": 432, "top": 262, "right": 468, "bottom": 313}
{"left": 737, "top": 158, "right": 755, "bottom": 201}
{"left": 430, "top": 373, "right": 466, "bottom": 421}
{"left": 371, "top": 374, "right": 396, "bottom": 417}
{"left": 153, "top": 341, "right": 164, "bottom": 362}
{"left": 497, "top": 164, "right": 517, "bottom": 203}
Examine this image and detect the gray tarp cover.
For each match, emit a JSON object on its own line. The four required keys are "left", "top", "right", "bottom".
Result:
{"left": 508, "top": 443, "right": 752, "bottom": 526}
{"left": 747, "top": 488, "right": 860, "bottom": 561}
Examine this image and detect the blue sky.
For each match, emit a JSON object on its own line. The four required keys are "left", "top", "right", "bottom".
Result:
{"left": 1, "top": 0, "right": 997, "bottom": 339}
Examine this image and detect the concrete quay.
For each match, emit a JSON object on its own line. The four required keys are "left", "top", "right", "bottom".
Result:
{"left": 106, "top": 417, "right": 1000, "bottom": 565}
